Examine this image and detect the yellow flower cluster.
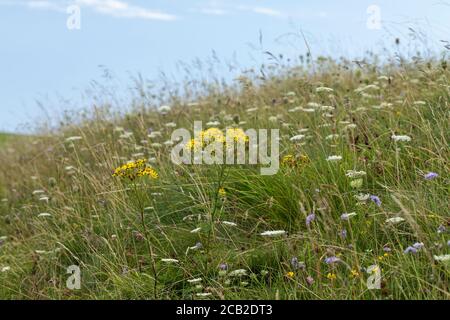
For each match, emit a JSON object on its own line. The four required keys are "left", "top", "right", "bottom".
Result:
{"left": 218, "top": 187, "right": 226, "bottom": 197}
{"left": 113, "top": 159, "right": 158, "bottom": 181}
{"left": 281, "top": 154, "right": 310, "bottom": 167}
{"left": 225, "top": 128, "right": 249, "bottom": 143}
{"left": 186, "top": 128, "right": 249, "bottom": 151}
{"left": 286, "top": 271, "right": 295, "bottom": 278}
{"left": 326, "top": 273, "right": 337, "bottom": 280}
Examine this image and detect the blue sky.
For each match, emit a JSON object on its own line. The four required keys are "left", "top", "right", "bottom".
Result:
{"left": 0, "top": 0, "right": 449, "bottom": 132}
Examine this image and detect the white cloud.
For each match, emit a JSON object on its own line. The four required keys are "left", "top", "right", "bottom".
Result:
{"left": 0, "top": 0, "right": 177, "bottom": 21}
{"left": 195, "top": 2, "right": 284, "bottom": 18}
{"left": 251, "top": 6, "right": 282, "bottom": 17}
{"left": 77, "top": 0, "right": 178, "bottom": 21}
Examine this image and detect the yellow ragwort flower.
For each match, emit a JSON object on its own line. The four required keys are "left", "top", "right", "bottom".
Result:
{"left": 218, "top": 187, "right": 226, "bottom": 197}
{"left": 326, "top": 273, "right": 337, "bottom": 280}
{"left": 112, "top": 159, "right": 158, "bottom": 181}
{"left": 286, "top": 271, "right": 295, "bottom": 278}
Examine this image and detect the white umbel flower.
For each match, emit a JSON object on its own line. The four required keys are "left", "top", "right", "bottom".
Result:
{"left": 345, "top": 170, "right": 367, "bottom": 178}
{"left": 326, "top": 155, "right": 342, "bottom": 162}
{"left": 386, "top": 217, "right": 405, "bottom": 224}
{"left": 229, "top": 269, "right": 247, "bottom": 277}
{"left": 161, "top": 258, "right": 179, "bottom": 263}
{"left": 434, "top": 254, "right": 450, "bottom": 262}
{"left": 316, "top": 86, "right": 334, "bottom": 93}
{"left": 38, "top": 213, "right": 52, "bottom": 217}
{"left": 290, "top": 134, "right": 305, "bottom": 142}
{"left": 391, "top": 135, "right": 411, "bottom": 142}
{"left": 222, "top": 221, "right": 237, "bottom": 227}
{"left": 187, "top": 278, "right": 202, "bottom": 284}
{"left": 260, "top": 230, "right": 286, "bottom": 237}
{"left": 65, "top": 136, "right": 82, "bottom": 142}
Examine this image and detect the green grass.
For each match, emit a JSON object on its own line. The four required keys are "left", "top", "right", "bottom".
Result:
{"left": 0, "top": 55, "right": 449, "bottom": 300}
{"left": 0, "top": 133, "right": 12, "bottom": 146}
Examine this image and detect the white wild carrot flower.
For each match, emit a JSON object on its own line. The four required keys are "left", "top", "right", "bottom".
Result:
{"left": 391, "top": 134, "right": 411, "bottom": 142}
{"left": 190, "top": 227, "right": 202, "bottom": 233}
{"left": 326, "top": 155, "right": 342, "bottom": 162}
{"left": 38, "top": 213, "right": 52, "bottom": 217}
{"left": 161, "top": 258, "right": 179, "bottom": 263}
{"left": 345, "top": 170, "right": 366, "bottom": 178}
{"left": 260, "top": 230, "right": 286, "bottom": 237}
{"left": 229, "top": 269, "right": 247, "bottom": 277}
{"left": 386, "top": 217, "right": 405, "bottom": 224}
{"left": 433, "top": 254, "right": 450, "bottom": 262}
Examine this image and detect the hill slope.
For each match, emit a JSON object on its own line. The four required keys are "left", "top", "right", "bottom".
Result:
{"left": 0, "top": 57, "right": 449, "bottom": 299}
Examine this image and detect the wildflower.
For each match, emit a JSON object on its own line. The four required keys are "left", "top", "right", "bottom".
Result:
{"left": 260, "top": 230, "right": 286, "bottom": 237}
{"left": 161, "top": 258, "right": 179, "bottom": 263}
{"left": 383, "top": 246, "right": 392, "bottom": 252}
{"left": 290, "top": 257, "right": 305, "bottom": 271}
{"left": 281, "top": 155, "right": 296, "bottom": 167}
{"left": 112, "top": 159, "right": 158, "bottom": 181}
{"left": 196, "top": 293, "right": 212, "bottom": 297}
{"left": 326, "top": 273, "right": 337, "bottom": 280}
{"left": 350, "top": 179, "right": 363, "bottom": 189}
{"left": 188, "top": 242, "right": 203, "bottom": 251}
{"left": 190, "top": 227, "right": 202, "bottom": 234}
{"left": 391, "top": 134, "right": 411, "bottom": 142}
{"left": 350, "top": 269, "right": 360, "bottom": 278}
{"left": 306, "top": 276, "right": 314, "bottom": 286}
{"left": 448, "top": 240, "right": 450, "bottom": 247}
{"left": 424, "top": 172, "right": 438, "bottom": 180}
{"left": 158, "top": 105, "right": 171, "bottom": 114}
{"left": 437, "top": 224, "right": 447, "bottom": 234}
{"left": 341, "top": 212, "right": 357, "bottom": 221}
{"left": 326, "top": 155, "right": 342, "bottom": 162}
{"left": 321, "top": 105, "right": 335, "bottom": 112}
{"left": 434, "top": 254, "right": 450, "bottom": 262}
{"left": 404, "top": 242, "right": 424, "bottom": 254}
{"left": 290, "top": 134, "right": 305, "bottom": 142}
{"left": 325, "top": 134, "right": 339, "bottom": 140}
{"left": 202, "top": 128, "right": 225, "bottom": 143}
{"left": 219, "top": 263, "right": 228, "bottom": 271}
{"left": 413, "top": 242, "right": 424, "bottom": 250}
{"left": 370, "top": 195, "right": 381, "bottom": 207}
{"left": 187, "top": 278, "right": 202, "bottom": 284}
{"left": 306, "top": 213, "right": 316, "bottom": 227}
{"left": 218, "top": 187, "right": 226, "bottom": 197}
{"left": 286, "top": 271, "right": 295, "bottom": 278}
{"left": 39, "top": 196, "right": 49, "bottom": 202}
{"left": 355, "top": 193, "right": 370, "bottom": 202}
{"left": 340, "top": 229, "right": 347, "bottom": 239}
{"left": 325, "top": 256, "right": 340, "bottom": 264}
{"left": 345, "top": 170, "right": 366, "bottom": 178}
{"left": 1, "top": 266, "right": 11, "bottom": 272}
{"left": 229, "top": 269, "right": 247, "bottom": 277}
{"left": 222, "top": 221, "right": 237, "bottom": 227}
{"left": 386, "top": 217, "right": 405, "bottom": 224}
{"left": 65, "top": 136, "right": 82, "bottom": 142}
{"left": 185, "top": 138, "right": 203, "bottom": 151}
{"left": 226, "top": 128, "right": 249, "bottom": 143}
{"left": 206, "top": 121, "right": 220, "bottom": 127}
{"left": 316, "top": 86, "right": 334, "bottom": 93}
{"left": 307, "top": 102, "right": 320, "bottom": 108}
{"left": 38, "top": 213, "right": 52, "bottom": 218}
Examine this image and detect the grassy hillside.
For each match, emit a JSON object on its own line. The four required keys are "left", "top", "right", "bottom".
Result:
{"left": 0, "top": 133, "right": 12, "bottom": 146}
{"left": 0, "top": 56, "right": 448, "bottom": 299}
